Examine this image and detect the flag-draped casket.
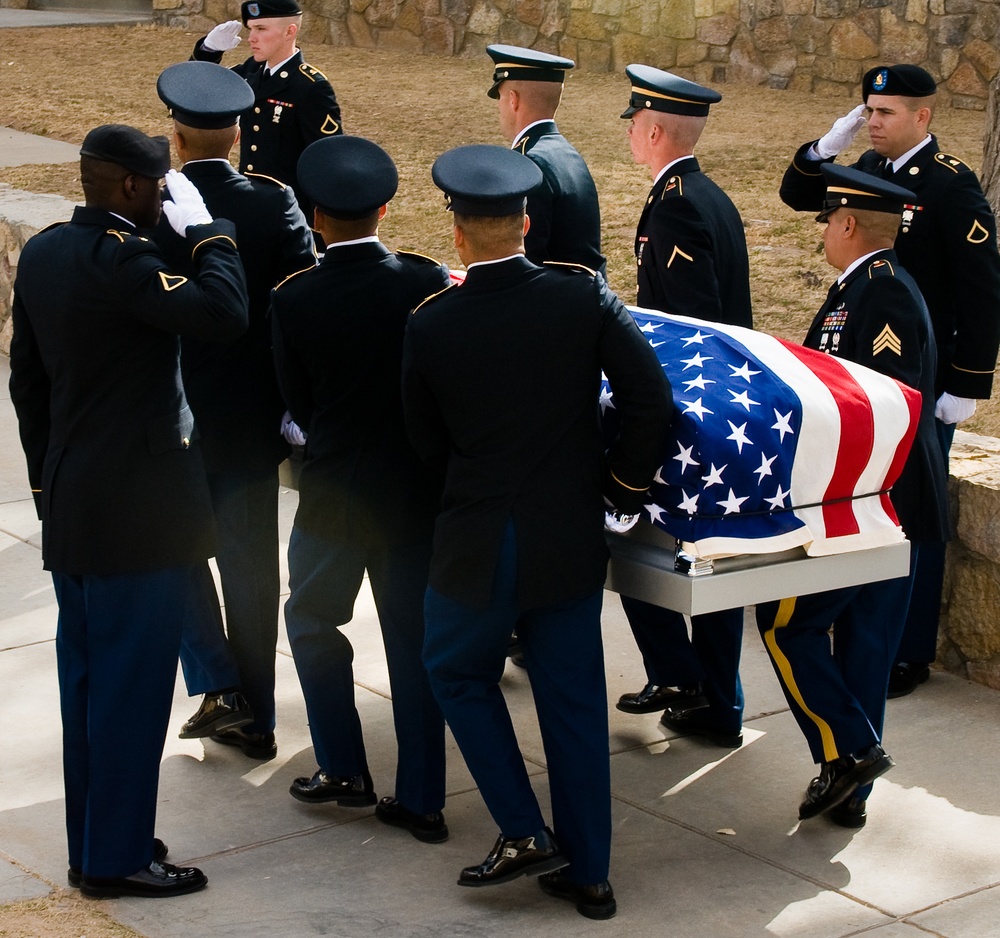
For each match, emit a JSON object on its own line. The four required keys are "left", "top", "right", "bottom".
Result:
{"left": 603, "top": 309, "right": 921, "bottom": 559}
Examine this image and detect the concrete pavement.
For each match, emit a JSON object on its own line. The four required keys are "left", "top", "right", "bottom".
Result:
{"left": 1, "top": 351, "right": 999, "bottom": 937}
{"left": 0, "top": 8, "right": 151, "bottom": 28}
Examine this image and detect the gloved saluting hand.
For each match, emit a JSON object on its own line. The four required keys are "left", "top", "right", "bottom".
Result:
{"left": 815, "top": 104, "right": 867, "bottom": 159}
{"left": 203, "top": 19, "right": 243, "bottom": 52}
{"left": 162, "top": 169, "right": 214, "bottom": 237}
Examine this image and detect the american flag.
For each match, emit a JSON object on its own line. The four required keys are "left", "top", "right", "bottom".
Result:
{"left": 602, "top": 309, "right": 921, "bottom": 558}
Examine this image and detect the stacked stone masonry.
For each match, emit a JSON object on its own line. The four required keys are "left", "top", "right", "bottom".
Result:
{"left": 154, "top": 0, "right": 1000, "bottom": 108}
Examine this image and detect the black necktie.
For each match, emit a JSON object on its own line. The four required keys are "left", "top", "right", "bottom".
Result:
{"left": 881, "top": 160, "right": 893, "bottom": 179}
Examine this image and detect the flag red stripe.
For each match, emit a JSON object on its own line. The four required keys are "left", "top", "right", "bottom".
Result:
{"left": 879, "top": 378, "right": 922, "bottom": 523}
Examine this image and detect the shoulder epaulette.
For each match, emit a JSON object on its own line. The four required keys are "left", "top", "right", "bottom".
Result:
{"left": 274, "top": 263, "right": 317, "bottom": 291}
{"left": 36, "top": 219, "right": 69, "bottom": 235}
{"left": 299, "top": 62, "right": 328, "bottom": 83}
{"left": 396, "top": 249, "right": 443, "bottom": 266}
{"left": 867, "top": 258, "right": 896, "bottom": 278}
{"left": 934, "top": 152, "right": 972, "bottom": 174}
{"left": 662, "top": 175, "right": 683, "bottom": 199}
{"left": 246, "top": 171, "right": 287, "bottom": 189}
{"left": 411, "top": 283, "right": 457, "bottom": 314}
{"left": 543, "top": 260, "right": 597, "bottom": 277}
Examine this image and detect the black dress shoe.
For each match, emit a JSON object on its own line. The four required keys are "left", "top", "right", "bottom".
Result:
{"left": 659, "top": 706, "right": 743, "bottom": 748}
{"left": 828, "top": 796, "right": 867, "bottom": 829}
{"left": 69, "top": 838, "right": 168, "bottom": 888}
{"left": 374, "top": 796, "right": 448, "bottom": 843}
{"left": 887, "top": 662, "right": 930, "bottom": 699}
{"left": 617, "top": 682, "right": 707, "bottom": 714}
{"left": 799, "top": 744, "right": 894, "bottom": 820}
{"left": 179, "top": 691, "right": 253, "bottom": 739}
{"left": 80, "top": 860, "right": 206, "bottom": 898}
{"left": 210, "top": 726, "right": 277, "bottom": 761}
{"left": 458, "top": 827, "right": 568, "bottom": 887}
{"left": 289, "top": 769, "right": 376, "bottom": 806}
{"left": 538, "top": 870, "right": 617, "bottom": 920}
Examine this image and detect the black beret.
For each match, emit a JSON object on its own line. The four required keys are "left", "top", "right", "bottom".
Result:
{"left": 621, "top": 64, "right": 721, "bottom": 118}
{"left": 157, "top": 62, "right": 254, "bottom": 130}
{"left": 816, "top": 163, "right": 916, "bottom": 222}
{"left": 862, "top": 65, "right": 937, "bottom": 102}
{"left": 297, "top": 136, "right": 398, "bottom": 219}
{"left": 241, "top": 0, "right": 300, "bottom": 24}
{"left": 431, "top": 144, "right": 543, "bottom": 217}
{"left": 79, "top": 124, "right": 171, "bottom": 178}
{"left": 485, "top": 44, "right": 575, "bottom": 99}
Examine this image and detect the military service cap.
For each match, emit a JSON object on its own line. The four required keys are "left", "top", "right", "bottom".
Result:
{"left": 816, "top": 164, "right": 916, "bottom": 222}
{"left": 157, "top": 62, "right": 254, "bottom": 130}
{"left": 485, "top": 44, "right": 575, "bottom": 99}
{"left": 80, "top": 124, "right": 171, "bottom": 178}
{"left": 432, "top": 144, "right": 543, "bottom": 217}
{"left": 621, "top": 64, "right": 721, "bottom": 118}
{"left": 862, "top": 65, "right": 937, "bottom": 102}
{"left": 241, "top": 0, "right": 301, "bottom": 24}
{"left": 297, "top": 136, "right": 398, "bottom": 219}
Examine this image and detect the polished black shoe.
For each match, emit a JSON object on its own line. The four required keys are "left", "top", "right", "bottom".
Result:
{"left": 659, "top": 705, "right": 742, "bottom": 748}
{"left": 799, "top": 745, "right": 894, "bottom": 820}
{"left": 210, "top": 726, "right": 277, "bottom": 761}
{"left": 374, "top": 796, "right": 448, "bottom": 843}
{"left": 538, "top": 870, "right": 617, "bottom": 920}
{"left": 178, "top": 691, "right": 253, "bottom": 739}
{"left": 887, "top": 662, "right": 930, "bottom": 699}
{"left": 289, "top": 769, "right": 376, "bottom": 806}
{"left": 69, "top": 838, "right": 168, "bottom": 888}
{"left": 828, "top": 796, "right": 868, "bottom": 829}
{"left": 80, "top": 860, "right": 206, "bottom": 898}
{"left": 617, "top": 682, "right": 707, "bottom": 714}
{"left": 458, "top": 827, "right": 568, "bottom": 887}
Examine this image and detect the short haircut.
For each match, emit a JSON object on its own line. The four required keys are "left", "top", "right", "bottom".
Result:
{"left": 174, "top": 121, "right": 239, "bottom": 162}
{"left": 316, "top": 207, "right": 381, "bottom": 240}
{"left": 80, "top": 154, "right": 129, "bottom": 200}
{"left": 454, "top": 211, "right": 525, "bottom": 254}
{"left": 652, "top": 111, "right": 708, "bottom": 151}
{"left": 851, "top": 207, "right": 901, "bottom": 243}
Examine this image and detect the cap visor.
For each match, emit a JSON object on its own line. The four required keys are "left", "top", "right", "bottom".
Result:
{"left": 620, "top": 105, "right": 638, "bottom": 119}
{"left": 487, "top": 80, "right": 502, "bottom": 99}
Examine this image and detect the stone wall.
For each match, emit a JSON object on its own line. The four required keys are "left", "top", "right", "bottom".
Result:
{"left": 154, "top": 0, "right": 1000, "bottom": 108}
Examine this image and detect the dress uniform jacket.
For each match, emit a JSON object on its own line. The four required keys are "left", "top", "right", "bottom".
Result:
{"left": 780, "top": 136, "right": 1000, "bottom": 399}
{"left": 513, "top": 120, "right": 606, "bottom": 275}
{"left": 156, "top": 159, "right": 315, "bottom": 472}
{"left": 272, "top": 241, "right": 450, "bottom": 546}
{"left": 9, "top": 208, "right": 248, "bottom": 575}
{"left": 402, "top": 256, "right": 672, "bottom": 611}
{"left": 193, "top": 41, "right": 343, "bottom": 217}
{"left": 635, "top": 156, "right": 752, "bottom": 327}
{"left": 803, "top": 249, "right": 948, "bottom": 543}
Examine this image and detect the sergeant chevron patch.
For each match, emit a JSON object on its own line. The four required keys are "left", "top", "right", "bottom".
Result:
{"left": 873, "top": 324, "right": 901, "bottom": 356}
{"left": 667, "top": 245, "right": 694, "bottom": 268}
{"left": 158, "top": 272, "right": 188, "bottom": 292}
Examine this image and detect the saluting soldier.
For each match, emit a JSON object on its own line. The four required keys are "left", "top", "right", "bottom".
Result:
{"left": 757, "top": 165, "right": 949, "bottom": 828}
{"left": 778, "top": 64, "right": 1000, "bottom": 698}
{"left": 485, "top": 44, "right": 606, "bottom": 275}
{"left": 615, "top": 65, "right": 749, "bottom": 751}
{"left": 271, "top": 136, "right": 451, "bottom": 839}
{"left": 154, "top": 61, "right": 317, "bottom": 760}
{"left": 191, "top": 0, "right": 343, "bottom": 220}
{"left": 8, "top": 125, "right": 248, "bottom": 897}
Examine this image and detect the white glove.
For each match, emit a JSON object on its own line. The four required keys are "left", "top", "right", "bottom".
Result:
{"left": 815, "top": 104, "right": 868, "bottom": 159}
{"left": 162, "top": 169, "right": 213, "bottom": 237}
{"left": 935, "top": 392, "right": 977, "bottom": 425}
{"left": 280, "top": 411, "right": 307, "bottom": 446}
{"left": 605, "top": 509, "right": 641, "bottom": 534}
{"left": 203, "top": 20, "right": 243, "bottom": 52}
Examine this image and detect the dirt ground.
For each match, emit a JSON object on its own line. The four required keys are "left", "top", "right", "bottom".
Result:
{"left": 0, "top": 24, "right": 997, "bottom": 935}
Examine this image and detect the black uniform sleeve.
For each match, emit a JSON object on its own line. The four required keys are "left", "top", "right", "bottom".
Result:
{"left": 276, "top": 187, "right": 318, "bottom": 281}
{"left": 270, "top": 287, "right": 314, "bottom": 430}
{"left": 296, "top": 68, "right": 343, "bottom": 143}
{"left": 778, "top": 141, "right": 830, "bottom": 212}
{"left": 191, "top": 37, "right": 224, "bottom": 64}
{"left": 524, "top": 170, "right": 555, "bottom": 264}
{"left": 401, "top": 313, "right": 451, "bottom": 481}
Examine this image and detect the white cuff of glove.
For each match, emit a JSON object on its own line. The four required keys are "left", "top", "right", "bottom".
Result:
{"left": 280, "top": 411, "right": 307, "bottom": 446}
{"left": 162, "top": 170, "right": 213, "bottom": 237}
{"left": 203, "top": 20, "right": 243, "bottom": 52}
{"left": 934, "top": 392, "right": 977, "bottom": 425}
{"left": 815, "top": 104, "right": 867, "bottom": 160}
{"left": 605, "top": 510, "right": 641, "bottom": 534}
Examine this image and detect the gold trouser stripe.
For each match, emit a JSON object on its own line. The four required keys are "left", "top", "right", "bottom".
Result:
{"left": 762, "top": 597, "right": 840, "bottom": 762}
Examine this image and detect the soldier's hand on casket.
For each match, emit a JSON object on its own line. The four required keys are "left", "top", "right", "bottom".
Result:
{"left": 934, "top": 392, "right": 977, "bottom": 425}
{"left": 204, "top": 20, "right": 243, "bottom": 52}
{"left": 605, "top": 509, "right": 641, "bottom": 534}
{"left": 816, "top": 104, "right": 867, "bottom": 159}
{"left": 280, "top": 411, "right": 307, "bottom": 446}
{"left": 162, "top": 170, "right": 214, "bottom": 237}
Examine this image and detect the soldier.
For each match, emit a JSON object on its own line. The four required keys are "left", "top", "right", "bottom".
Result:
{"left": 616, "top": 64, "right": 750, "bottom": 749}
{"left": 190, "top": 0, "right": 343, "bottom": 220}
{"left": 8, "top": 125, "right": 247, "bottom": 896}
{"left": 485, "top": 44, "right": 606, "bottom": 275}
{"left": 402, "top": 144, "right": 672, "bottom": 918}
{"left": 779, "top": 64, "right": 1000, "bottom": 697}
{"left": 155, "top": 61, "right": 317, "bottom": 760}
{"left": 757, "top": 164, "right": 948, "bottom": 827}
{"left": 271, "top": 136, "right": 451, "bottom": 839}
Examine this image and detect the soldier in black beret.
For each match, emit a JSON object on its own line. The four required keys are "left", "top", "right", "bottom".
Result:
{"left": 402, "top": 144, "right": 671, "bottom": 918}
{"left": 154, "top": 61, "right": 316, "bottom": 760}
{"left": 187, "top": 0, "right": 343, "bottom": 222}
{"left": 270, "top": 136, "right": 451, "bottom": 835}
{"left": 615, "top": 64, "right": 751, "bottom": 753}
{"left": 779, "top": 63, "right": 1000, "bottom": 698}
{"left": 485, "top": 44, "right": 606, "bottom": 275}
{"left": 9, "top": 125, "right": 247, "bottom": 897}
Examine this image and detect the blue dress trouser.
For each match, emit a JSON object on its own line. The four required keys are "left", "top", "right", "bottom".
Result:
{"left": 423, "top": 520, "right": 612, "bottom": 885}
